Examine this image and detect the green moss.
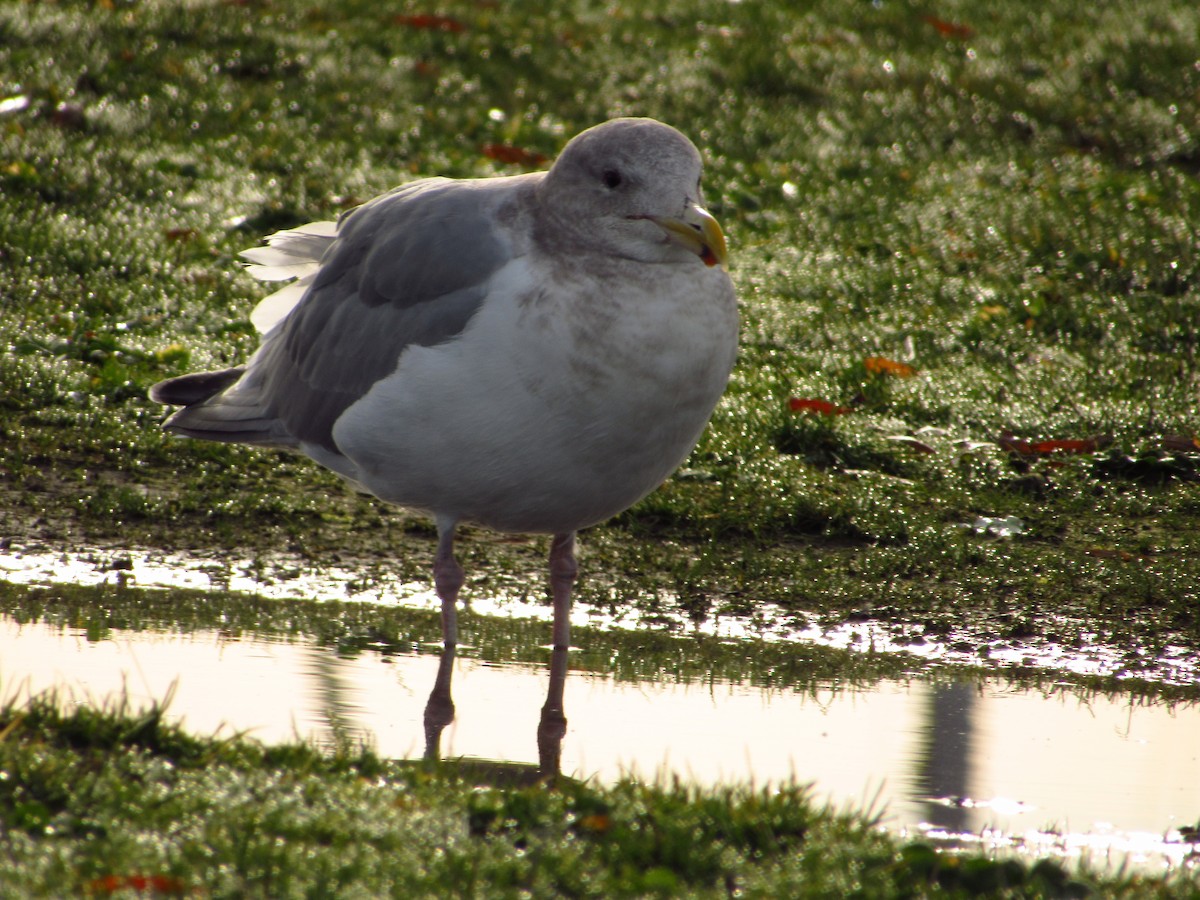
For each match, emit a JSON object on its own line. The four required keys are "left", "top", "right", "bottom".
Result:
{"left": 0, "top": 0, "right": 1198, "bottom": 721}
{"left": 0, "top": 693, "right": 1171, "bottom": 898}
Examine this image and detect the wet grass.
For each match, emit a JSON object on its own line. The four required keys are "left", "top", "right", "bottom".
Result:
{"left": 1, "top": 0, "right": 1198, "bottom": 679}
{"left": 0, "top": 691, "right": 1188, "bottom": 898}
{"left": 1, "top": 0, "right": 1199, "bottom": 891}
{"left": 2, "top": 0, "right": 1200, "bottom": 670}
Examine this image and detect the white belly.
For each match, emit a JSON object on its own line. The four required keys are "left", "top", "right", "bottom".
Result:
{"left": 325, "top": 257, "right": 737, "bottom": 533}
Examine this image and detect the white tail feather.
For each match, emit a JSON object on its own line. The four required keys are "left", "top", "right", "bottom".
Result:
{"left": 241, "top": 222, "right": 338, "bottom": 334}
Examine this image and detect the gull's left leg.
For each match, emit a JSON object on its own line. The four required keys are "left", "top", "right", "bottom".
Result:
{"left": 540, "top": 532, "right": 576, "bottom": 779}
{"left": 433, "top": 516, "right": 463, "bottom": 646}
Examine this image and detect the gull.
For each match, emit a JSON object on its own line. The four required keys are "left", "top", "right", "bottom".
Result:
{"left": 150, "top": 117, "right": 738, "bottom": 652}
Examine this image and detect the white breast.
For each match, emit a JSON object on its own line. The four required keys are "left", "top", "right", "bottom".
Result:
{"left": 324, "top": 254, "right": 737, "bottom": 534}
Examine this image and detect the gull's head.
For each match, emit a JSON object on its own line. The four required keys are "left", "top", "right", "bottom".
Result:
{"left": 539, "top": 117, "right": 728, "bottom": 269}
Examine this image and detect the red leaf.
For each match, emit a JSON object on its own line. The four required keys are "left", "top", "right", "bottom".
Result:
{"left": 922, "top": 15, "right": 974, "bottom": 39}
{"left": 1031, "top": 438, "right": 1100, "bottom": 454}
{"left": 998, "top": 433, "right": 1108, "bottom": 456}
{"left": 394, "top": 14, "right": 466, "bottom": 32}
{"left": 789, "top": 397, "right": 853, "bottom": 416}
{"left": 482, "top": 143, "right": 549, "bottom": 167}
{"left": 864, "top": 356, "right": 918, "bottom": 377}
{"left": 87, "top": 874, "right": 187, "bottom": 895}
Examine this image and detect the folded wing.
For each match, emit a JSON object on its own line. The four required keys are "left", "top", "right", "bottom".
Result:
{"left": 154, "top": 176, "right": 530, "bottom": 453}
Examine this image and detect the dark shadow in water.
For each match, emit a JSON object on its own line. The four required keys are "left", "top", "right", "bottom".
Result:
{"left": 423, "top": 645, "right": 456, "bottom": 761}
{"left": 422, "top": 644, "right": 569, "bottom": 785}
{"left": 916, "top": 681, "right": 977, "bottom": 833}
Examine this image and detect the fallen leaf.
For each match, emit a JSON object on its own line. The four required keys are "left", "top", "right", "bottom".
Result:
{"left": 1032, "top": 438, "right": 1102, "bottom": 454}
{"left": 1161, "top": 434, "right": 1200, "bottom": 452}
{"left": 953, "top": 439, "right": 997, "bottom": 454}
{"left": 1085, "top": 547, "right": 1137, "bottom": 561}
{"left": 998, "top": 433, "right": 1110, "bottom": 456}
{"left": 922, "top": 15, "right": 974, "bottom": 39}
{"left": 87, "top": 874, "right": 187, "bottom": 895}
{"left": 864, "top": 356, "right": 918, "bottom": 377}
{"left": 788, "top": 397, "right": 853, "bottom": 416}
{"left": 578, "top": 813, "right": 612, "bottom": 833}
{"left": 887, "top": 435, "right": 936, "bottom": 454}
{"left": 482, "top": 143, "right": 549, "bottom": 167}
{"left": 1094, "top": 451, "right": 1200, "bottom": 484}
{"left": 997, "top": 434, "right": 1034, "bottom": 454}
{"left": 395, "top": 14, "right": 466, "bottom": 32}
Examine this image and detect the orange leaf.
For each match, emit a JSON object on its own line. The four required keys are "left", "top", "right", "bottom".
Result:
{"left": 864, "top": 356, "right": 918, "bottom": 377}
{"left": 578, "top": 813, "right": 612, "bottom": 833}
{"left": 394, "top": 14, "right": 466, "bottom": 32}
{"left": 482, "top": 143, "right": 549, "bottom": 167}
{"left": 789, "top": 397, "right": 853, "bottom": 416}
{"left": 922, "top": 15, "right": 974, "bottom": 39}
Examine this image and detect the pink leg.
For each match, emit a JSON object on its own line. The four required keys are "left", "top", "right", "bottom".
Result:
{"left": 433, "top": 522, "right": 463, "bottom": 646}
{"left": 423, "top": 644, "right": 456, "bottom": 760}
{"left": 548, "top": 532, "right": 577, "bottom": 651}
{"left": 537, "top": 645, "right": 569, "bottom": 778}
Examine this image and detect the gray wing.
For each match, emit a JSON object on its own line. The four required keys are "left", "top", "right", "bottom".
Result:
{"left": 244, "top": 177, "right": 528, "bottom": 451}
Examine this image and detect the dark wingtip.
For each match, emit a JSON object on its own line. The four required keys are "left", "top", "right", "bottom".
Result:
{"left": 149, "top": 366, "right": 245, "bottom": 406}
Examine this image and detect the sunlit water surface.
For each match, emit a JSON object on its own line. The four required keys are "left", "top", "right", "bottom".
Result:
{"left": 2, "top": 542, "right": 1196, "bottom": 684}
{"left": 2, "top": 616, "right": 1197, "bottom": 876}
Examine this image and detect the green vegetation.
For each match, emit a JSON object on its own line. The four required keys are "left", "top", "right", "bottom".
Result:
{"left": 2, "top": 0, "right": 1199, "bottom": 894}
{"left": 0, "top": 694, "right": 1181, "bottom": 898}
{"left": 2, "top": 0, "right": 1198, "bottom": 665}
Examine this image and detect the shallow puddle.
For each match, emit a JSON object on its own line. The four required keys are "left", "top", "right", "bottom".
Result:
{"left": 2, "top": 616, "right": 1197, "bottom": 874}
{"left": 2, "top": 541, "right": 1196, "bottom": 684}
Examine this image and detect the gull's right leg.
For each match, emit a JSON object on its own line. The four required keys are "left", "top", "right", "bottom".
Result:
{"left": 433, "top": 517, "right": 464, "bottom": 646}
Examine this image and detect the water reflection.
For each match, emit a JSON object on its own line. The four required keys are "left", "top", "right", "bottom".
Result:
{"left": 2, "top": 617, "right": 1198, "bottom": 872}
{"left": 5, "top": 542, "right": 1196, "bottom": 685}
{"left": 536, "top": 646, "right": 570, "bottom": 777}
{"left": 918, "top": 682, "right": 976, "bottom": 834}
{"left": 422, "top": 647, "right": 456, "bottom": 761}
{"left": 419, "top": 644, "right": 568, "bottom": 781}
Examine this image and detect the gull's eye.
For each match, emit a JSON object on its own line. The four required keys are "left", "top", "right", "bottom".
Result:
{"left": 602, "top": 168, "right": 623, "bottom": 189}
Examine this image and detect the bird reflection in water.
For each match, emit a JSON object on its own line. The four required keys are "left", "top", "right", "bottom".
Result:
{"left": 422, "top": 644, "right": 570, "bottom": 783}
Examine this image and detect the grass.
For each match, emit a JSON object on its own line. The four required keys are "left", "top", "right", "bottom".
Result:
{"left": 1, "top": 0, "right": 1198, "bottom": 664}
{"left": 1, "top": 0, "right": 1200, "bottom": 893}
{"left": 1, "top": 0, "right": 1199, "bottom": 660}
{"left": 0, "top": 693, "right": 1185, "bottom": 898}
